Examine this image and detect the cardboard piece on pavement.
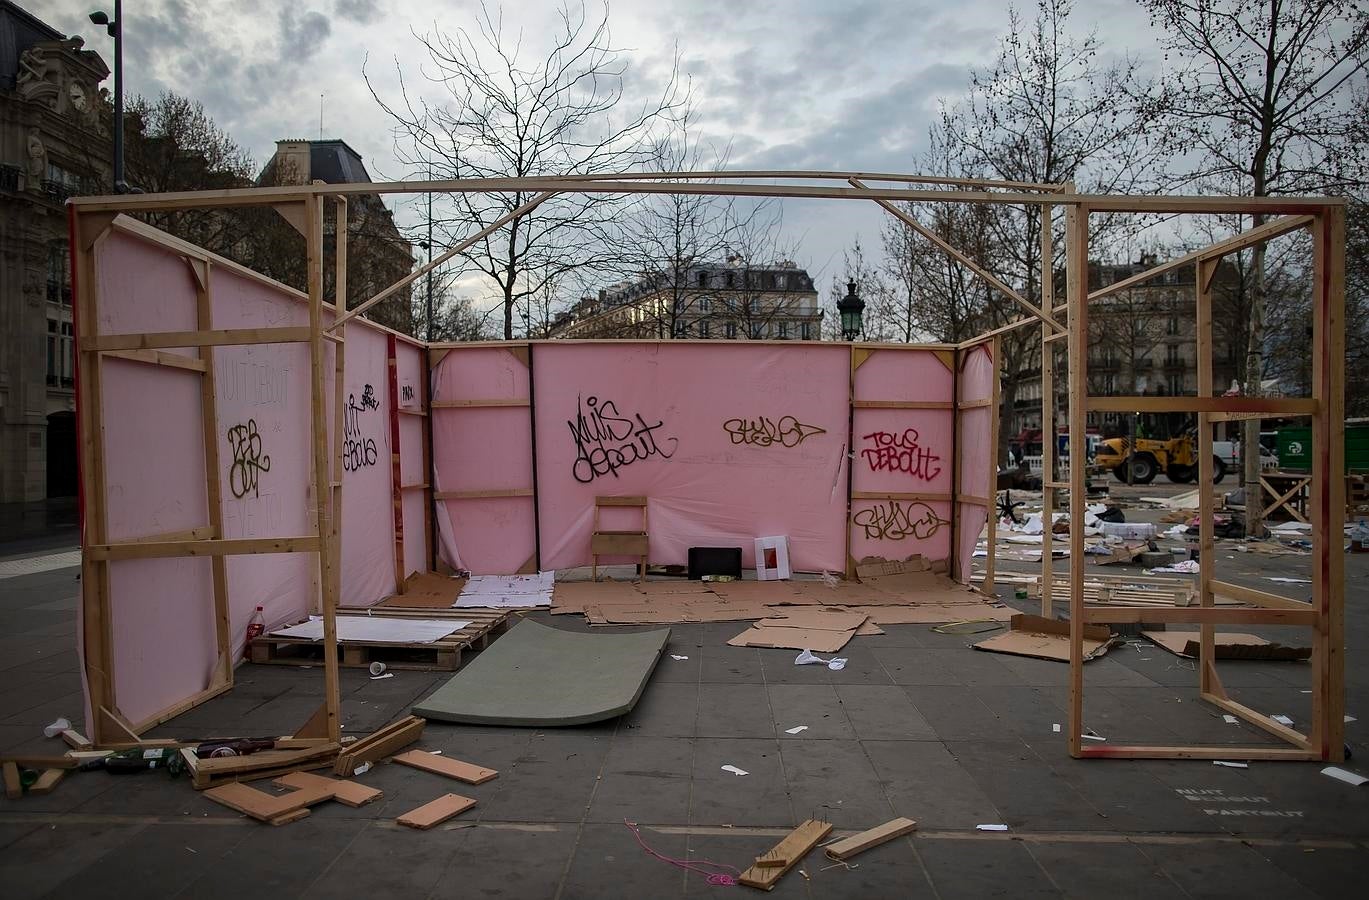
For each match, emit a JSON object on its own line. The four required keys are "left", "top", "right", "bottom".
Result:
{"left": 728, "top": 608, "right": 870, "bottom": 653}
{"left": 378, "top": 571, "right": 467, "bottom": 608}
{"left": 973, "top": 614, "right": 1115, "bottom": 663}
{"left": 1142, "top": 631, "right": 1311, "bottom": 661}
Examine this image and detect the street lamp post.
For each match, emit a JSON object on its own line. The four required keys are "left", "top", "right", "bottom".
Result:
{"left": 88, "top": 1, "right": 128, "bottom": 193}
{"left": 837, "top": 279, "right": 864, "bottom": 341}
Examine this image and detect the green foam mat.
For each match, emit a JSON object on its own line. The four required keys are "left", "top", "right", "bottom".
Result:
{"left": 412, "top": 618, "right": 670, "bottom": 726}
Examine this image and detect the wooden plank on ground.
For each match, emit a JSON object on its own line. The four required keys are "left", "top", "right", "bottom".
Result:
{"left": 737, "top": 819, "right": 833, "bottom": 890}
{"left": 396, "top": 793, "right": 477, "bottom": 830}
{"left": 392, "top": 749, "right": 497, "bottom": 784}
{"left": 271, "top": 771, "right": 383, "bottom": 807}
{"left": 824, "top": 817, "right": 918, "bottom": 861}
{"left": 27, "top": 769, "right": 65, "bottom": 796}
{"left": 3, "top": 761, "right": 22, "bottom": 800}
{"left": 203, "top": 780, "right": 334, "bottom": 824}
{"left": 61, "top": 730, "right": 93, "bottom": 751}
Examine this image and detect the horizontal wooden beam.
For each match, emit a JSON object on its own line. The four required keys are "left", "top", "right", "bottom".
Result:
{"left": 851, "top": 492, "right": 952, "bottom": 502}
{"left": 956, "top": 398, "right": 994, "bottom": 409}
{"left": 398, "top": 408, "right": 428, "bottom": 417}
{"left": 1207, "top": 579, "right": 1310, "bottom": 610}
{"left": 400, "top": 483, "right": 430, "bottom": 491}
{"left": 434, "top": 488, "right": 534, "bottom": 500}
{"left": 1080, "top": 606, "right": 1317, "bottom": 626}
{"left": 430, "top": 399, "right": 530, "bottom": 409}
{"left": 956, "top": 494, "right": 992, "bottom": 507}
{"left": 86, "top": 536, "right": 322, "bottom": 561}
{"left": 82, "top": 327, "right": 311, "bottom": 353}
{"left": 127, "top": 524, "right": 216, "bottom": 544}
{"left": 102, "top": 348, "right": 207, "bottom": 373}
{"left": 1085, "top": 396, "right": 1317, "bottom": 415}
{"left": 853, "top": 400, "right": 955, "bottom": 410}
{"left": 1078, "top": 745, "right": 1317, "bottom": 761}
{"left": 1202, "top": 693, "right": 1312, "bottom": 750}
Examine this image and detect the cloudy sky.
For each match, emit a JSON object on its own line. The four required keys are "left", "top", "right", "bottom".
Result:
{"left": 31, "top": 0, "right": 1161, "bottom": 304}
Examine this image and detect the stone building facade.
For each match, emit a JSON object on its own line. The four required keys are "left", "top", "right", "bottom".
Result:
{"left": 0, "top": 2, "right": 109, "bottom": 501}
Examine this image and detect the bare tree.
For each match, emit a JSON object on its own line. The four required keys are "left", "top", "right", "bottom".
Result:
{"left": 931, "top": 0, "right": 1163, "bottom": 463}
{"left": 1143, "top": 0, "right": 1369, "bottom": 532}
{"left": 369, "top": 0, "right": 685, "bottom": 339}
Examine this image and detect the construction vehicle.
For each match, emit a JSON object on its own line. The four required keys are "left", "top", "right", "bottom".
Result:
{"left": 1093, "top": 432, "right": 1226, "bottom": 485}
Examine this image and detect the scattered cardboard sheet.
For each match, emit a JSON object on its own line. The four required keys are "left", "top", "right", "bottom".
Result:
{"left": 1142, "top": 631, "right": 1312, "bottom": 661}
{"left": 377, "top": 571, "right": 467, "bottom": 608}
{"left": 728, "top": 608, "right": 870, "bottom": 653}
{"left": 634, "top": 579, "right": 717, "bottom": 595}
{"left": 860, "top": 603, "right": 1013, "bottom": 625}
{"left": 455, "top": 571, "right": 554, "bottom": 608}
{"left": 549, "top": 580, "right": 641, "bottom": 614}
{"left": 269, "top": 616, "right": 466, "bottom": 644}
{"left": 973, "top": 614, "right": 1115, "bottom": 663}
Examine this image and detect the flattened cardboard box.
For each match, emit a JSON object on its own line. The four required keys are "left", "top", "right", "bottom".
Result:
{"left": 973, "top": 614, "right": 1115, "bottom": 663}
{"left": 1142, "top": 631, "right": 1311, "bottom": 661}
{"left": 727, "top": 608, "right": 870, "bottom": 653}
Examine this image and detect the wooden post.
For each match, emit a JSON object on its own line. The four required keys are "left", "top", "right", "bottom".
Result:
{"left": 1311, "top": 207, "right": 1347, "bottom": 761}
{"left": 983, "top": 336, "right": 1001, "bottom": 595}
{"left": 1039, "top": 201, "right": 1056, "bottom": 616}
{"left": 1196, "top": 257, "right": 1218, "bottom": 697}
{"left": 388, "top": 333, "right": 405, "bottom": 590}
{"left": 950, "top": 347, "right": 961, "bottom": 581}
{"left": 194, "top": 260, "right": 232, "bottom": 689}
{"left": 1065, "top": 201, "right": 1089, "bottom": 759}
{"left": 845, "top": 346, "right": 858, "bottom": 579}
{"left": 307, "top": 195, "right": 341, "bottom": 742}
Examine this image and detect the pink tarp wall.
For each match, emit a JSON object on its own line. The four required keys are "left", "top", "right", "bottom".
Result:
{"left": 850, "top": 348, "right": 956, "bottom": 569}
{"left": 956, "top": 342, "right": 997, "bottom": 578}
{"left": 86, "top": 221, "right": 424, "bottom": 729}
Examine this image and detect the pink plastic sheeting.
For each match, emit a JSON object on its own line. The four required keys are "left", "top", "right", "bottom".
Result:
{"left": 850, "top": 349, "right": 955, "bottom": 565}
{"left": 431, "top": 348, "right": 535, "bottom": 573}
{"left": 101, "top": 356, "right": 216, "bottom": 725}
{"left": 532, "top": 342, "right": 851, "bottom": 573}
{"left": 956, "top": 343, "right": 996, "bottom": 577}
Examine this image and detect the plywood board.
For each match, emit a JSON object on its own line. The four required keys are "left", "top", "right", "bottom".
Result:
{"left": 202, "top": 780, "right": 333, "bottom": 823}
{"left": 413, "top": 619, "right": 669, "bottom": 726}
{"left": 269, "top": 616, "right": 467, "bottom": 644}
{"left": 1142, "top": 631, "right": 1312, "bottom": 661}
{"left": 271, "top": 771, "right": 383, "bottom": 807}
{"left": 973, "top": 614, "right": 1114, "bottom": 663}
{"left": 392, "top": 749, "right": 498, "bottom": 784}
{"left": 397, "top": 793, "right": 476, "bottom": 829}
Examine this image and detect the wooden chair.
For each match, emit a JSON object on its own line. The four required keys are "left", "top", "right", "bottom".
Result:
{"left": 592, "top": 496, "right": 648, "bottom": 582}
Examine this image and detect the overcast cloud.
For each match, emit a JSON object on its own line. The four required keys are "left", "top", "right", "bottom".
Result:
{"left": 31, "top": 0, "right": 1162, "bottom": 304}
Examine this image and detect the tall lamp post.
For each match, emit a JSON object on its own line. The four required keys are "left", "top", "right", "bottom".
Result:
{"left": 88, "top": 2, "right": 129, "bottom": 193}
{"left": 837, "top": 279, "right": 864, "bottom": 341}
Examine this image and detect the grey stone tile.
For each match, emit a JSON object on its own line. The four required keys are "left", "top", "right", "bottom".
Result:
{"left": 696, "top": 682, "right": 773, "bottom": 739}
{"left": 863, "top": 740, "right": 1001, "bottom": 829}
{"left": 698, "top": 642, "right": 765, "bottom": 684}
{"left": 778, "top": 738, "right": 893, "bottom": 827}
{"left": 300, "top": 819, "right": 465, "bottom": 898}
{"left": 429, "top": 823, "right": 579, "bottom": 899}
{"left": 944, "top": 739, "right": 1106, "bottom": 830}
{"left": 1029, "top": 840, "right": 1182, "bottom": 899}
{"left": 768, "top": 684, "right": 854, "bottom": 740}
{"left": 586, "top": 735, "right": 693, "bottom": 825}
{"left": 689, "top": 737, "right": 790, "bottom": 826}
{"left": 1148, "top": 840, "right": 1321, "bottom": 899}
{"left": 561, "top": 822, "right": 688, "bottom": 900}
{"left": 38, "top": 822, "right": 256, "bottom": 900}
{"left": 836, "top": 684, "right": 938, "bottom": 740}
{"left": 918, "top": 835, "right": 1062, "bottom": 898}
{"left": 619, "top": 681, "right": 697, "bottom": 737}
{"left": 902, "top": 684, "right": 1003, "bottom": 741}
{"left": 476, "top": 732, "right": 611, "bottom": 824}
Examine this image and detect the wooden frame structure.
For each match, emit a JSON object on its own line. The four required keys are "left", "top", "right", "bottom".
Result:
{"left": 69, "top": 171, "right": 1345, "bottom": 760}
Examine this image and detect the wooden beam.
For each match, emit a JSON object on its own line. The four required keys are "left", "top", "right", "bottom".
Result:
{"left": 1065, "top": 197, "right": 1088, "bottom": 760}
{"left": 850, "top": 491, "right": 952, "bottom": 502}
{"left": 430, "top": 398, "right": 530, "bottom": 409}
{"left": 854, "top": 178, "right": 1065, "bottom": 333}
{"left": 1207, "top": 579, "right": 1309, "bottom": 609}
{"left": 824, "top": 817, "right": 918, "bottom": 861}
{"left": 1078, "top": 745, "right": 1318, "bottom": 761}
{"left": 329, "top": 192, "right": 557, "bottom": 331}
{"left": 1202, "top": 693, "right": 1312, "bottom": 750}
{"left": 434, "top": 488, "right": 534, "bottom": 500}
{"left": 83, "top": 326, "right": 311, "bottom": 352}
{"left": 388, "top": 336, "right": 405, "bottom": 591}
{"left": 1196, "top": 256, "right": 1217, "bottom": 698}
{"left": 1085, "top": 396, "right": 1316, "bottom": 415}
{"left": 392, "top": 749, "right": 498, "bottom": 784}
{"left": 738, "top": 819, "right": 833, "bottom": 890}
{"left": 86, "top": 536, "right": 322, "bottom": 560}
{"left": 852, "top": 400, "right": 954, "bottom": 409}
{"left": 195, "top": 260, "right": 232, "bottom": 693}
{"left": 101, "top": 348, "right": 207, "bottom": 373}
{"left": 271, "top": 201, "right": 308, "bottom": 236}
{"left": 1081, "top": 607, "right": 1318, "bottom": 626}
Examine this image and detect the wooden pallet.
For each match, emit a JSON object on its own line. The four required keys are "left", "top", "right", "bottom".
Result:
{"left": 249, "top": 608, "right": 512, "bottom": 671}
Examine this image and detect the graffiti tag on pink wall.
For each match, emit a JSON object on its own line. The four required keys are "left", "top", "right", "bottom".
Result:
{"left": 860, "top": 428, "right": 942, "bottom": 481}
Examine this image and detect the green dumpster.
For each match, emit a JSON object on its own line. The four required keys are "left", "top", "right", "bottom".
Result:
{"left": 1277, "top": 425, "right": 1369, "bottom": 473}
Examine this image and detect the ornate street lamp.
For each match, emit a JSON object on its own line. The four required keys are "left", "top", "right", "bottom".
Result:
{"left": 837, "top": 279, "right": 864, "bottom": 341}
{"left": 89, "top": 2, "right": 130, "bottom": 193}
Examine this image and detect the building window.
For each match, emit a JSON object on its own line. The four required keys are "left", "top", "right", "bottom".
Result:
{"left": 47, "top": 241, "right": 71, "bottom": 305}
{"left": 724, "top": 321, "right": 737, "bottom": 339}
{"left": 748, "top": 321, "right": 763, "bottom": 339}
{"left": 725, "top": 272, "right": 735, "bottom": 288}
{"left": 698, "top": 296, "right": 711, "bottom": 312}
{"left": 775, "top": 273, "right": 787, "bottom": 289}
{"left": 672, "top": 322, "right": 688, "bottom": 339}
{"left": 699, "top": 320, "right": 711, "bottom": 338}
{"left": 800, "top": 322, "right": 812, "bottom": 340}
{"left": 697, "top": 271, "right": 707, "bottom": 288}
{"left": 47, "top": 319, "right": 73, "bottom": 387}
{"left": 778, "top": 320, "right": 789, "bottom": 339}
{"left": 1167, "top": 316, "right": 1179, "bottom": 335}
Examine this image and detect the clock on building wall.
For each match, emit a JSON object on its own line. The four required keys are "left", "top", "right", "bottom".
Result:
{"left": 68, "top": 81, "right": 87, "bottom": 112}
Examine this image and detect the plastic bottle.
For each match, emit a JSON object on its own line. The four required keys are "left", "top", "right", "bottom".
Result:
{"left": 244, "top": 605, "right": 266, "bottom": 658}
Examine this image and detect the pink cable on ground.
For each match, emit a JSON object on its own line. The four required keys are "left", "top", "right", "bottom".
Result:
{"left": 624, "top": 819, "right": 741, "bottom": 887}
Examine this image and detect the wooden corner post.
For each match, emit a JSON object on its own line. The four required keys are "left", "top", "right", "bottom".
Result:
{"left": 1065, "top": 201, "right": 1089, "bottom": 759}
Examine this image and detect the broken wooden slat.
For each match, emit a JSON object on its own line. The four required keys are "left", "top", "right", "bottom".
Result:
{"left": 27, "top": 769, "right": 66, "bottom": 796}
{"left": 396, "top": 792, "right": 477, "bottom": 830}
{"left": 203, "top": 780, "right": 334, "bottom": 824}
{"left": 824, "top": 817, "right": 918, "bottom": 861}
{"left": 334, "top": 715, "right": 425, "bottom": 776}
{"left": 60, "top": 730, "right": 93, "bottom": 751}
{"left": 392, "top": 749, "right": 497, "bottom": 784}
{"left": 737, "top": 819, "right": 833, "bottom": 890}
{"left": 271, "top": 771, "right": 383, "bottom": 808}
{"left": 3, "top": 761, "right": 22, "bottom": 800}
{"left": 185, "top": 742, "right": 340, "bottom": 790}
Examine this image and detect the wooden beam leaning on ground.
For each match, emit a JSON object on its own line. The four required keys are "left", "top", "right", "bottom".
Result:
{"left": 334, "top": 715, "right": 425, "bottom": 776}
{"left": 738, "top": 819, "right": 833, "bottom": 890}
{"left": 391, "top": 748, "right": 497, "bottom": 784}
{"left": 824, "top": 817, "right": 919, "bottom": 861}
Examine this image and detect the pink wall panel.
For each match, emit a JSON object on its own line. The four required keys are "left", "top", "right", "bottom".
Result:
{"left": 850, "top": 408, "right": 954, "bottom": 496}
{"left": 335, "top": 324, "right": 395, "bottom": 607}
{"left": 402, "top": 487, "right": 427, "bottom": 577}
{"left": 532, "top": 343, "right": 850, "bottom": 573}
{"left": 853, "top": 347, "right": 953, "bottom": 400}
{"left": 956, "top": 343, "right": 997, "bottom": 579}
{"left": 95, "top": 231, "right": 200, "bottom": 346}
{"left": 431, "top": 348, "right": 535, "bottom": 574}
{"left": 395, "top": 340, "right": 428, "bottom": 582}
{"left": 849, "top": 498, "right": 953, "bottom": 563}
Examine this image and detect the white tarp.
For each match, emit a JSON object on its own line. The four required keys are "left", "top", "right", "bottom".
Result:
{"left": 270, "top": 615, "right": 468, "bottom": 644}
{"left": 455, "top": 572, "right": 555, "bottom": 608}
